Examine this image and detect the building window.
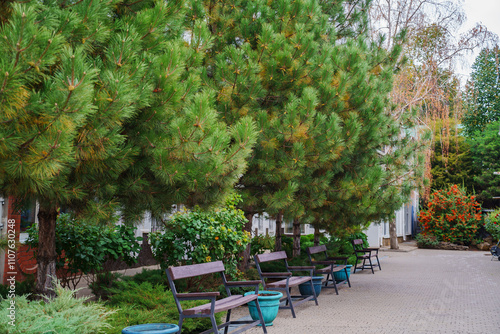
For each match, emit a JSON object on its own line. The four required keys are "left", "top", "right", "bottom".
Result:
{"left": 284, "top": 221, "right": 305, "bottom": 234}
{"left": 19, "top": 201, "right": 37, "bottom": 244}
{"left": 257, "top": 215, "right": 264, "bottom": 230}
{"left": 20, "top": 201, "right": 37, "bottom": 233}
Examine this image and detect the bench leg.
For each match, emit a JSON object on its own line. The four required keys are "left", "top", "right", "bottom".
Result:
{"left": 375, "top": 255, "right": 381, "bottom": 270}
{"left": 177, "top": 316, "right": 184, "bottom": 334}
{"left": 224, "top": 309, "right": 231, "bottom": 334}
{"left": 331, "top": 272, "right": 339, "bottom": 295}
{"left": 310, "top": 279, "right": 319, "bottom": 305}
{"left": 368, "top": 257, "right": 374, "bottom": 274}
{"left": 345, "top": 267, "right": 351, "bottom": 287}
{"left": 286, "top": 289, "right": 296, "bottom": 318}
{"left": 210, "top": 314, "right": 218, "bottom": 334}
{"left": 254, "top": 298, "right": 268, "bottom": 333}
{"left": 354, "top": 257, "right": 359, "bottom": 273}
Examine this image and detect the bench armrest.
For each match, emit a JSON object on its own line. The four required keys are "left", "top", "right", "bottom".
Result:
{"left": 326, "top": 256, "right": 348, "bottom": 261}
{"left": 226, "top": 280, "right": 262, "bottom": 287}
{"left": 176, "top": 292, "right": 220, "bottom": 299}
{"left": 365, "top": 247, "right": 379, "bottom": 251}
{"left": 312, "top": 260, "right": 341, "bottom": 265}
{"left": 261, "top": 272, "right": 292, "bottom": 278}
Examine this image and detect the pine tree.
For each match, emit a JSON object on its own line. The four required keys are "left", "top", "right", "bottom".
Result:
{"left": 462, "top": 46, "right": 500, "bottom": 136}
{"left": 193, "top": 0, "right": 422, "bottom": 258}
{"left": 468, "top": 121, "right": 500, "bottom": 208}
{"left": 430, "top": 120, "right": 475, "bottom": 194}
{"left": 0, "top": 0, "right": 255, "bottom": 298}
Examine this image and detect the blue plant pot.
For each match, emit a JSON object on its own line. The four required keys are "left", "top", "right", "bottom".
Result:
{"left": 122, "top": 323, "right": 179, "bottom": 334}
{"left": 244, "top": 290, "right": 283, "bottom": 326}
{"left": 333, "top": 265, "right": 352, "bottom": 283}
{"left": 298, "top": 276, "right": 323, "bottom": 297}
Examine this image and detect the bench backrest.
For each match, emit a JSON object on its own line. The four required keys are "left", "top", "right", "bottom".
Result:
{"left": 352, "top": 239, "right": 366, "bottom": 253}
{"left": 307, "top": 245, "right": 327, "bottom": 255}
{"left": 255, "top": 251, "right": 287, "bottom": 264}
{"left": 168, "top": 261, "right": 225, "bottom": 280}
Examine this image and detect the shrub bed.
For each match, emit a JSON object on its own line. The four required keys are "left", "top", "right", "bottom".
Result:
{"left": 418, "top": 185, "right": 481, "bottom": 245}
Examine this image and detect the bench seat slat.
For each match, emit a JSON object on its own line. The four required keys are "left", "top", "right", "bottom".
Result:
{"left": 176, "top": 292, "right": 220, "bottom": 298}
{"left": 183, "top": 294, "right": 258, "bottom": 315}
{"left": 266, "top": 276, "right": 312, "bottom": 288}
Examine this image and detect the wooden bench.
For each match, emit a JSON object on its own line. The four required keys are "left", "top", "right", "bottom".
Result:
{"left": 166, "top": 261, "right": 267, "bottom": 334}
{"left": 254, "top": 251, "right": 319, "bottom": 318}
{"left": 306, "top": 245, "right": 351, "bottom": 294}
{"left": 351, "top": 239, "right": 381, "bottom": 274}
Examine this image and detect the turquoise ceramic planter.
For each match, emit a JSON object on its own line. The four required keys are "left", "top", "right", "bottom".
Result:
{"left": 298, "top": 276, "right": 323, "bottom": 296}
{"left": 333, "top": 265, "right": 352, "bottom": 283}
{"left": 122, "top": 323, "right": 179, "bottom": 334}
{"left": 244, "top": 290, "right": 283, "bottom": 326}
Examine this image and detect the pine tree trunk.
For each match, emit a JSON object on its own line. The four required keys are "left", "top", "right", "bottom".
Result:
{"left": 314, "top": 225, "right": 320, "bottom": 246}
{"left": 292, "top": 218, "right": 301, "bottom": 257}
{"left": 389, "top": 219, "right": 399, "bottom": 250}
{"left": 36, "top": 205, "right": 58, "bottom": 300}
{"left": 274, "top": 212, "right": 283, "bottom": 252}
{"left": 239, "top": 212, "right": 254, "bottom": 270}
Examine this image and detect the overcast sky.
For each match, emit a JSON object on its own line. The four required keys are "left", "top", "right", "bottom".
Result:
{"left": 457, "top": 0, "right": 500, "bottom": 80}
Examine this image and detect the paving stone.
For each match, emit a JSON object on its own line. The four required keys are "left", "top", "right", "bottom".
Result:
{"left": 228, "top": 248, "right": 500, "bottom": 334}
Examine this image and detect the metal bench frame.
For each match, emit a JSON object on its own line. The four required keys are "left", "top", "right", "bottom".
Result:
{"left": 166, "top": 261, "right": 267, "bottom": 334}
{"left": 491, "top": 240, "right": 500, "bottom": 261}
{"left": 306, "top": 245, "right": 351, "bottom": 294}
{"left": 352, "top": 239, "right": 381, "bottom": 274}
{"left": 254, "top": 251, "right": 319, "bottom": 318}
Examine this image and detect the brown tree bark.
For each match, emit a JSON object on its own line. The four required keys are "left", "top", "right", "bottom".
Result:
{"left": 35, "top": 205, "right": 58, "bottom": 300}
{"left": 239, "top": 212, "right": 254, "bottom": 270}
{"left": 292, "top": 218, "right": 301, "bottom": 257}
{"left": 274, "top": 212, "right": 283, "bottom": 252}
{"left": 389, "top": 219, "right": 399, "bottom": 250}
{"left": 313, "top": 225, "right": 320, "bottom": 246}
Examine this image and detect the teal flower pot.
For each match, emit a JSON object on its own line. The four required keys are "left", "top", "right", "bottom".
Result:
{"left": 298, "top": 276, "right": 323, "bottom": 297}
{"left": 244, "top": 290, "right": 283, "bottom": 326}
{"left": 122, "top": 323, "right": 179, "bottom": 334}
{"left": 333, "top": 265, "right": 352, "bottom": 283}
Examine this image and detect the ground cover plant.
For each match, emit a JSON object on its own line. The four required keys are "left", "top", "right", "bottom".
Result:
{"left": 103, "top": 280, "right": 220, "bottom": 334}
{"left": 418, "top": 185, "right": 482, "bottom": 245}
{"left": 0, "top": 283, "right": 113, "bottom": 334}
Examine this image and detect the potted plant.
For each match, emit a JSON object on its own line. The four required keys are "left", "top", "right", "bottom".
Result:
{"left": 333, "top": 265, "right": 352, "bottom": 283}
{"left": 298, "top": 276, "right": 324, "bottom": 297}
{"left": 244, "top": 291, "right": 283, "bottom": 326}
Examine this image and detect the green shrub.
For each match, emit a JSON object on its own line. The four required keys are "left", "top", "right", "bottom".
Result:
{"left": 104, "top": 281, "right": 220, "bottom": 334}
{"left": 250, "top": 234, "right": 275, "bottom": 257}
{"left": 149, "top": 196, "right": 250, "bottom": 279}
{"left": 415, "top": 234, "right": 440, "bottom": 249}
{"left": 0, "top": 275, "right": 35, "bottom": 299}
{"left": 89, "top": 272, "right": 123, "bottom": 300}
{"left": 129, "top": 269, "right": 169, "bottom": 286}
{"left": 26, "top": 213, "right": 142, "bottom": 289}
{"left": 0, "top": 283, "right": 113, "bottom": 334}
{"left": 485, "top": 209, "right": 500, "bottom": 241}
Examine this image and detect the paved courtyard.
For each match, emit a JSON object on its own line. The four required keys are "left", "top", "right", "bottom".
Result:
{"left": 231, "top": 246, "right": 500, "bottom": 334}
